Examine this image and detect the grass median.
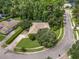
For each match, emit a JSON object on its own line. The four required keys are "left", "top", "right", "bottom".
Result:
{"left": 15, "top": 38, "right": 44, "bottom": 52}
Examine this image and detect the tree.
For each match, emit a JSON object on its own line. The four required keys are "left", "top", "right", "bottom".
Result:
{"left": 68, "top": 40, "right": 79, "bottom": 59}
{"left": 36, "top": 29, "right": 57, "bottom": 48}
{"left": 28, "top": 34, "right": 36, "bottom": 41}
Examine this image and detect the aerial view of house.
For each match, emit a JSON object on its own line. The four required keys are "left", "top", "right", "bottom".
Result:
{"left": 0, "top": 0, "right": 79, "bottom": 59}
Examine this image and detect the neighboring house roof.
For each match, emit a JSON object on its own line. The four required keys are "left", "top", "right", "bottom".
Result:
{"left": 29, "top": 22, "right": 50, "bottom": 34}
{"left": 0, "top": 20, "right": 20, "bottom": 34}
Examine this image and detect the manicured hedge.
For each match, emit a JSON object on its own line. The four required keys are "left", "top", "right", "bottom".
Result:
{"left": 57, "top": 27, "right": 64, "bottom": 40}
{"left": 74, "top": 31, "right": 77, "bottom": 40}
{"left": 14, "top": 46, "right": 44, "bottom": 52}
{"left": 0, "top": 34, "right": 5, "bottom": 41}
{"left": 6, "top": 27, "right": 23, "bottom": 44}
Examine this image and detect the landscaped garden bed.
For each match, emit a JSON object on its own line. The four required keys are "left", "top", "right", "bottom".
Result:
{"left": 72, "top": 18, "right": 79, "bottom": 40}
{"left": 51, "top": 24, "right": 64, "bottom": 40}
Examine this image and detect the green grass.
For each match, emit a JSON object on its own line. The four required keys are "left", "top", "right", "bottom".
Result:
{"left": 6, "top": 26, "right": 23, "bottom": 44}
{"left": 15, "top": 38, "right": 44, "bottom": 52}
{"left": 16, "top": 38, "right": 41, "bottom": 48}
{"left": 76, "top": 30, "right": 79, "bottom": 40}
{"left": 0, "top": 34, "right": 5, "bottom": 41}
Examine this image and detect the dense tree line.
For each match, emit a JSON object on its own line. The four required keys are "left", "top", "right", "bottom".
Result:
{"left": 0, "top": 0, "right": 64, "bottom": 29}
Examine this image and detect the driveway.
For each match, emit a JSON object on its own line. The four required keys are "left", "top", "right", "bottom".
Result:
{"left": 0, "top": 9, "right": 74, "bottom": 59}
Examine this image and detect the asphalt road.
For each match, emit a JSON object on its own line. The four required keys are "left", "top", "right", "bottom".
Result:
{"left": 0, "top": 9, "right": 74, "bottom": 59}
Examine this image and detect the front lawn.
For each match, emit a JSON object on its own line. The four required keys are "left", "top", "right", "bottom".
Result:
{"left": 16, "top": 38, "right": 41, "bottom": 48}
{"left": 15, "top": 38, "right": 44, "bottom": 52}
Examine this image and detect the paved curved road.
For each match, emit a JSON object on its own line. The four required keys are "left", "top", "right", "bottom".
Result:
{"left": 0, "top": 9, "right": 74, "bottom": 59}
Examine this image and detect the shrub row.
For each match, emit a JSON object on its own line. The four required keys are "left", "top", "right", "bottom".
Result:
{"left": 6, "top": 27, "right": 23, "bottom": 44}
{"left": 14, "top": 46, "right": 44, "bottom": 52}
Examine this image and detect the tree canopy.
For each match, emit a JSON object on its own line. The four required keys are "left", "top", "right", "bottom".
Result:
{"left": 0, "top": 0, "right": 65, "bottom": 30}
{"left": 0, "top": 0, "right": 64, "bottom": 19}
{"left": 36, "top": 29, "right": 57, "bottom": 48}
